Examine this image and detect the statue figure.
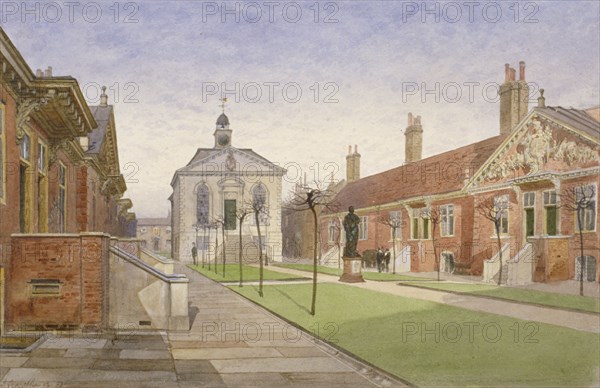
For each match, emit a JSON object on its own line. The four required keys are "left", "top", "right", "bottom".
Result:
{"left": 343, "top": 206, "right": 361, "bottom": 258}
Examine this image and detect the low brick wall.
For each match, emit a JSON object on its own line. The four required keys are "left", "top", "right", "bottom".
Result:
{"left": 7, "top": 233, "right": 110, "bottom": 329}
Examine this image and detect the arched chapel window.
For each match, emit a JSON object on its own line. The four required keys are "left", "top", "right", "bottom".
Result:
{"left": 197, "top": 184, "right": 209, "bottom": 225}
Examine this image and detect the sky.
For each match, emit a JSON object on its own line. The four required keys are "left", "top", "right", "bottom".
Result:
{"left": 2, "top": 0, "right": 599, "bottom": 217}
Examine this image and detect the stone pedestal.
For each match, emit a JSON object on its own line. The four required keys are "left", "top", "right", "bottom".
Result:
{"left": 339, "top": 256, "right": 365, "bottom": 283}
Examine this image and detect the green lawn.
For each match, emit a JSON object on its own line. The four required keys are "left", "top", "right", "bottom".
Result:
{"left": 231, "top": 283, "right": 600, "bottom": 387}
{"left": 400, "top": 281, "right": 600, "bottom": 314}
{"left": 188, "top": 264, "right": 308, "bottom": 282}
{"left": 276, "top": 264, "right": 428, "bottom": 281}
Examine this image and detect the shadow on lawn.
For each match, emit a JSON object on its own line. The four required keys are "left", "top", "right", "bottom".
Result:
{"left": 272, "top": 287, "right": 311, "bottom": 314}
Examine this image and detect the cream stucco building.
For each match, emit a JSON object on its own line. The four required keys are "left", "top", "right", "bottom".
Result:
{"left": 170, "top": 112, "right": 285, "bottom": 263}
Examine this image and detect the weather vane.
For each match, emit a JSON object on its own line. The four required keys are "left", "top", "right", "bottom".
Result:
{"left": 219, "top": 96, "right": 228, "bottom": 113}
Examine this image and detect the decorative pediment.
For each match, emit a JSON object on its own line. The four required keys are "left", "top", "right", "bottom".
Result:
{"left": 181, "top": 147, "right": 284, "bottom": 175}
{"left": 481, "top": 117, "right": 599, "bottom": 183}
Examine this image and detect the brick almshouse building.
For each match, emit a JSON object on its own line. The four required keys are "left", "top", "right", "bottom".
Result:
{"left": 320, "top": 62, "right": 600, "bottom": 283}
{"left": 0, "top": 28, "right": 137, "bottom": 331}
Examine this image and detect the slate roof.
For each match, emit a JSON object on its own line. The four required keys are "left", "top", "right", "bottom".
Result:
{"left": 328, "top": 135, "right": 506, "bottom": 212}
{"left": 137, "top": 216, "right": 171, "bottom": 226}
{"left": 87, "top": 105, "right": 113, "bottom": 154}
{"left": 535, "top": 106, "right": 600, "bottom": 140}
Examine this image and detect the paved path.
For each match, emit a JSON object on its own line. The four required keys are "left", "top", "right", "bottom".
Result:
{"left": 167, "top": 264, "right": 405, "bottom": 387}
{"left": 262, "top": 266, "right": 600, "bottom": 333}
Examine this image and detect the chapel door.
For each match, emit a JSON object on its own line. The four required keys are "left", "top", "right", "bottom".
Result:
{"left": 224, "top": 200, "right": 236, "bottom": 230}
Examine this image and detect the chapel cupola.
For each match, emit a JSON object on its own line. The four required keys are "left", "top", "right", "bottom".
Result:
{"left": 214, "top": 98, "right": 232, "bottom": 149}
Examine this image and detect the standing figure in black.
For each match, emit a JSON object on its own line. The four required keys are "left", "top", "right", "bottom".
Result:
{"left": 191, "top": 242, "right": 198, "bottom": 266}
{"left": 376, "top": 247, "right": 383, "bottom": 273}
{"left": 384, "top": 248, "right": 391, "bottom": 273}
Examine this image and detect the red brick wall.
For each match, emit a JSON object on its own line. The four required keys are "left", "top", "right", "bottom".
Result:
{"left": 7, "top": 234, "right": 109, "bottom": 328}
{"left": 76, "top": 166, "right": 88, "bottom": 232}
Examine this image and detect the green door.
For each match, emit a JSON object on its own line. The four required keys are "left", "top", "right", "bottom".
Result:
{"left": 546, "top": 206, "right": 557, "bottom": 236}
{"left": 525, "top": 209, "right": 535, "bottom": 238}
{"left": 224, "top": 200, "right": 236, "bottom": 230}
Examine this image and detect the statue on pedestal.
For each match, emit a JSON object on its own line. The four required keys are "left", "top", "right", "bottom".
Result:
{"left": 343, "top": 206, "right": 360, "bottom": 258}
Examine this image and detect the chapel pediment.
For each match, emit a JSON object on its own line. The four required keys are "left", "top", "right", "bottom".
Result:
{"left": 177, "top": 147, "right": 285, "bottom": 175}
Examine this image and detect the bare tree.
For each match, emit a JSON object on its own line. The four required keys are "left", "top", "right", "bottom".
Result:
{"left": 235, "top": 201, "right": 253, "bottom": 287}
{"left": 205, "top": 223, "right": 212, "bottom": 271}
{"left": 214, "top": 216, "right": 227, "bottom": 277}
{"left": 560, "top": 185, "right": 596, "bottom": 296}
{"left": 426, "top": 206, "right": 442, "bottom": 281}
{"left": 377, "top": 212, "right": 402, "bottom": 274}
{"left": 476, "top": 195, "right": 511, "bottom": 285}
{"left": 209, "top": 219, "right": 221, "bottom": 274}
{"left": 286, "top": 182, "right": 338, "bottom": 315}
{"left": 251, "top": 194, "right": 268, "bottom": 297}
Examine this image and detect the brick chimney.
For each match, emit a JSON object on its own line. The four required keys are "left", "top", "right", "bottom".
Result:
{"left": 499, "top": 61, "right": 529, "bottom": 135}
{"left": 405, "top": 112, "right": 423, "bottom": 163}
{"left": 346, "top": 145, "right": 361, "bottom": 182}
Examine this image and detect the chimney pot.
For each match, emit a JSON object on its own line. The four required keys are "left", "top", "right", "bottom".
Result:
{"left": 36, "top": 69, "right": 43, "bottom": 77}
{"left": 519, "top": 61, "right": 525, "bottom": 81}
{"left": 45, "top": 66, "right": 52, "bottom": 77}
{"left": 408, "top": 112, "right": 413, "bottom": 126}
{"left": 348, "top": 145, "right": 352, "bottom": 155}
{"left": 509, "top": 68, "right": 516, "bottom": 81}
{"left": 504, "top": 63, "right": 510, "bottom": 82}
{"left": 354, "top": 145, "right": 358, "bottom": 154}
{"left": 415, "top": 115, "right": 421, "bottom": 125}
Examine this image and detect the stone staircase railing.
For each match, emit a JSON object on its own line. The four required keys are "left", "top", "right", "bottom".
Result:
{"left": 109, "top": 246, "right": 189, "bottom": 331}
{"left": 393, "top": 244, "right": 411, "bottom": 273}
{"left": 140, "top": 248, "right": 174, "bottom": 274}
{"left": 483, "top": 243, "right": 510, "bottom": 283}
{"left": 320, "top": 245, "right": 341, "bottom": 267}
{"left": 506, "top": 243, "right": 534, "bottom": 286}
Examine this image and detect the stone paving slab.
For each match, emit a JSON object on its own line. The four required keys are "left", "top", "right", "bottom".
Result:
{"left": 275, "top": 346, "right": 328, "bottom": 357}
{"left": 174, "top": 360, "right": 221, "bottom": 374}
{"left": 210, "top": 357, "right": 354, "bottom": 373}
{"left": 169, "top": 340, "right": 251, "bottom": 349}
{"left": 173, "top": 347, "right": 282, "bottom": 360}
{"left": 63, "top": 348, "right": 121, "bottom": 359}
{"left": 29, "top": 348, "right": 68, "bottom": 358}
{"left": 21, "top": 357, "right": 96, "bottom": 369}
{"left": 119, "top": 349, "right": 172, "bottom": 359}
{"left": 39, "top": 338, "right": 108, "bottom": 349}
{"left": 92, "top": 359, "right": 175, "bottom": 371}
{"left": 0, "top": 357, "right": 28, "bottom": 368}
{"left": 218, "top": 372, "right": 289, "bottom": 387}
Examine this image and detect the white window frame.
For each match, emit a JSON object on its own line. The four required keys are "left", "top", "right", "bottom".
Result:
{"left": 576, "top": 184, "right": 597, "bottom": 232}
{"left": 494, "top": 195, "right": 510, "bottom": 236}
{"left": 389, "top": 211, "right": 401, "bottom": 240}
{"left": 359, "top": 216, "right": 368, "bottom": 240}
{"left": 440, "top": 204, "right": 455, "bottom": 237}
